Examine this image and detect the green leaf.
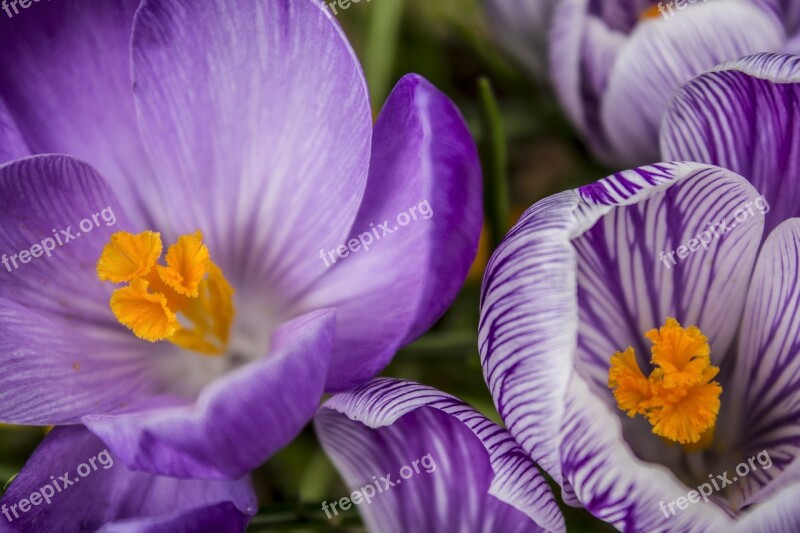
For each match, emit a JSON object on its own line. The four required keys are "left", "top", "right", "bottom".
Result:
{"left": 477, "top": 77, "right": 510, "bottom": 250}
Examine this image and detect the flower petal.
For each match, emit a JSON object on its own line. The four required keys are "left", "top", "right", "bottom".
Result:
{"left": 315, "top": 378, "right": 564, "bottom": 532}
{"left": 483, "top": 0, "right": 559, "bottom": 78}
{"left": 83, "top": 309, "right": 335, "bottom": 479}
{"left": 296, "top": 75, "right": 482, "bottom": 391}
{"left": 0, "top": 425, "right": 255, "bottom": 531}
{"left": 560, "top": 374, "right": 732, "bottom": 530}
{"left": 733, "top": 475, "right": 800, "bottom": 532}
{"left": 0, "top": 97, "right": 28, "bottom": 163}
{"left": 130, "top": 0, "right": 371, "bottom": 297}
{"left": 548, "top": 0, "right": 629, "bottom": 159}
{"left": 0, "top": 155, "right": 130, "bottom": 319}
{"left": 0, "top": 0, "right": 158, "bottom": 226}
{"left": 480, "top": 162, "right": 763, "bottom": 486}
{"left": 574, "top": 165, "right": 763, "bottom": 390}
{"left": 602, "top": 1, "right": 783, "bottom": 166}
{"left": 727, "top": 218, "right": 800, "bottom": 505}
{"left": 0, "top": 156, "right": 161, "bottom": 425}
{"left": 661, "top": 53, "right": 800, "bottom": 237}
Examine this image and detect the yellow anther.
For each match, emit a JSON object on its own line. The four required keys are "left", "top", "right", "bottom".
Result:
{"left": 156, "top": 230, "right": 210, "bottom": 297}
{"left": 608, "top": 318, "right": 722, "bottom": 445}
{"left": 97, "top": 231, "right": 234, "bottom": 356}
{"left": 109, "top": 279, "right": 180, "bottom": 342}
{"left": 97, "top": 231, "right": 162, "bottom": 283}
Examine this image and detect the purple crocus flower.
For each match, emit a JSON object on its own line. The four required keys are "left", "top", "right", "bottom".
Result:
{"left": 0, "top": 425, "right": 256, "bottom": 531}
{"left": 480, "top": 52, "right": 800, "bottom": 531}
{"left": 314, "top": 378, "right": 565, "bottom": 532}
{"left": 0, "top": 0, "right": 481, "bottom": 489}
{"left": 484, "top": 0, "right": 786, "bottom": 166}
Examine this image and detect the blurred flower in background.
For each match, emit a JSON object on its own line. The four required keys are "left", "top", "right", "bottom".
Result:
{"left": 485, "top": 0, "right": 787, "bottom": 166}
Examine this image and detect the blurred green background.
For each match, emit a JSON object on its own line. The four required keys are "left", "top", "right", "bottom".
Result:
{"left": 0, "top": 0, "right": 614, "bottom": 530}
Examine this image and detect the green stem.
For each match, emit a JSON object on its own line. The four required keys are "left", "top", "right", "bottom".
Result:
{"left": 477, "top": 77, "right": 510, "bottom": 251}
{"left": 247, "top": 502, "right": 361, "bottom": 531}
{"left": 363, "top": 0, "right": 404, "bottom": 109}
{"left": 398, "top": 329, "right": 477, "bottom": 359}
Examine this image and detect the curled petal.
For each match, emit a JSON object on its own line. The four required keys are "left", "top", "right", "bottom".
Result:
{"left": 315, "top": 379, "right": 564, "bottom": 532}
{"left": 0, "top": 425, "right": 256, "bottom": 532}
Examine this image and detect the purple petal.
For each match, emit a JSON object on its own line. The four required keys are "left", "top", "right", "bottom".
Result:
{"left": 296, "top": 75, "right": 482, "bottom": 391}
{"left": 778, "top": 0, "right": 800, "bottom": 34}
{"left": 661, "top": 53, "right": 800, "bottom": 237}
{"left": 0, "top": 98, "right": 28, "bottom": 163}
{"left": 0, "top": 0, "right": 158, "bottom": 227}
{"left": 315, "top": 378, "right": 564, "bottom": 532}
{"left": 0, "top": 425, "right": 255, "bottom": 532}
{"left": 480, "top": 162, "right": 762, "bottom": 488}
{"left": 83, "top": 309, "right": 335, "bottom": 479}
{"left": 728, "top": 219, "right": 800, "bottom": 505}
{"left": 0, "top": 156, "right": 160, "bottom": 425}
{"left": 131, "top": 0, "right": 372, "bottom": 298}
{"left": 601, "top": 1, "right": 783, "bottom": 166}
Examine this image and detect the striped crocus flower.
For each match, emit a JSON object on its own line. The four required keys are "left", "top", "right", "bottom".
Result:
{"left": 484, "top": 0, "right": 789, "bottom": 166}
{"left": 480, "top": 53, "right": 800, "bottom": 532}
{"left": 482, "top": 0, "right": 560, "bottom": 79}
{"left": 315, "top": 379, "right": 565, "bottom": 532}
{"left": 0, "top": 0, "right": 481, "bottom": 521}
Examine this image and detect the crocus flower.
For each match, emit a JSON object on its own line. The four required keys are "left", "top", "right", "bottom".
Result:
{"left": 480, "top": 53, "right": 800, "bottom": 531}
{"left": 314, "top": 378, "right": 565, "bottom": 532}
{"left": 0, "top": 425, "right": 255, "bottom": 531}
{"left": 482, "top": 0, "right": 559, "bottom": 79}
{"left": 0, "top": 0, "right": 481, "bottom": 484}
{"left": 484, "top": 0, "right": 785, "bottom": 166}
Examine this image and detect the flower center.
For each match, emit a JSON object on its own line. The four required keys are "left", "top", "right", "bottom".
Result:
{"left": 96, "top": 230, "right": 235, "bottom": 356}
{"left": 608, "top": 318, "right": 722, "bottom": 445}
{"left": 639, "top": 4, "right": 663, "bottom": 20}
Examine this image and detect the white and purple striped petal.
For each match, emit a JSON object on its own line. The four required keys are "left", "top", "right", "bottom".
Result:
{"left": 480, "top": 162, "right": 765, "bottom": 527}
{"left": 561, "top": 375, "right": 732, "bottom": 531}
{"left": 662, "top": 53, "right": 800, "bottom": 237}
{"left": 315, "top": 378, "right": 564, "bottom": 533}
{"left": 602, "top": 1, "right": 783, "bottom": 166}
{"left": 727, "top": 218, "right": 800, "bottom": 506}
